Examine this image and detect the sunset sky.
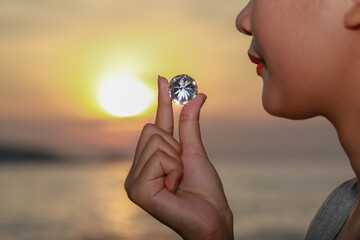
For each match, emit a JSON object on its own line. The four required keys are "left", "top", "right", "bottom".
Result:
{"left": 0, "top": 0, "right": 347, "bottom": 161}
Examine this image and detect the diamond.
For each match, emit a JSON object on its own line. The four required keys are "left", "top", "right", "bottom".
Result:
{"left": 169, "top": 74, "right": 198, "bottom": 105}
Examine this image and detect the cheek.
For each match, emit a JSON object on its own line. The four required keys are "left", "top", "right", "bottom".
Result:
{"left": 254, "top": 1, "right": 348, "bottom": 119}
{"left": 259, "top": 35, "right": 326, "bottom": 119}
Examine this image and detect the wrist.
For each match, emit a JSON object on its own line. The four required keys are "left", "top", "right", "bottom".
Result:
{"left": 203, "top": 206, "right": 234, "bottom": 240}
{"left": 182, "top": 208, "right": 234, "bottom": 240}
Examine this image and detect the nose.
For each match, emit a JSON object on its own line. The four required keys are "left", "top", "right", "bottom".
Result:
{"left": 235, "top": 1, "right": 252, "bottom": 36}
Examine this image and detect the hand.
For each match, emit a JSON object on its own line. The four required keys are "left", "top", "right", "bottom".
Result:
{"left": 124, "top": 76, "right": 233, "bottom": 240}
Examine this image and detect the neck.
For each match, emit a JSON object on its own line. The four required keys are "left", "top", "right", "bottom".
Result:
{"left": 327, "top": 108, "right": 360, "bottom": 191}
{"left": 327, "top": 108, "right": 360, "bottom": 239}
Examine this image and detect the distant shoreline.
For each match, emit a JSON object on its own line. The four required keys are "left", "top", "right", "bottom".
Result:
{"left": 0, "top": 145, "right": 130, "bottom": 163}
{"left": 0, "top": 145, "right": 58, "bottom": 161}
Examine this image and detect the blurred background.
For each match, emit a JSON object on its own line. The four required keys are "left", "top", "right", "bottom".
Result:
{"left": 0, "top": 0, "right": 354, "bottom": 239}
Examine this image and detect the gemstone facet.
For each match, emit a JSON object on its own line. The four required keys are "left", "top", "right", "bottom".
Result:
{"left": 169, "top": 74, "right": 198, "bottom": 105}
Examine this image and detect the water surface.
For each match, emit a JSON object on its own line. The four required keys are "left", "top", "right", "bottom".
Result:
{"left": 0, "top": 158, "right": 354, "bottom": 240}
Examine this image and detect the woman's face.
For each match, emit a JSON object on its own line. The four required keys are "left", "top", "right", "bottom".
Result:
{"left": 236, "top": 0, "right": 355, "bottom": 119}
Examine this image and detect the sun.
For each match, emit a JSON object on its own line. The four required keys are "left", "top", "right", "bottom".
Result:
{"left": 97, "top": 73, "right": 155, "bottom": 117}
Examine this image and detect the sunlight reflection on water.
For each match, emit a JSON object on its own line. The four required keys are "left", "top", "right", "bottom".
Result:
{"left": 0, "top": 158, "right": 355, "bottom": 240}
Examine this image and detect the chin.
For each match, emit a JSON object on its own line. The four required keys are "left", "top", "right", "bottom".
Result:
{"left": 262, "top": 95, "right": 319, "bottom": 120}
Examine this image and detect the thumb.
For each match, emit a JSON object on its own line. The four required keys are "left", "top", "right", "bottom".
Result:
{"left": 179, "top": 93, "right": 207, "bottom": 157}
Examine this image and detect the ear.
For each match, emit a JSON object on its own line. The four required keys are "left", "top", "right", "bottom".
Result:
{"left": 344, "top": 1, "right": 360, "bottom": 29}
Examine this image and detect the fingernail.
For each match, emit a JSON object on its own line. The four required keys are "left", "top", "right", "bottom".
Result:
{"left": 158, "top": 75, "right": 161, "bottom": 88}
{"left": 201, "top": 94, "right": 207, "bottom": 107}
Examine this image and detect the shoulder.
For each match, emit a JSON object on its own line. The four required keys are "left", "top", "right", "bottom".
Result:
{"left": 326, "top": 178, "right": 358, "bottom": 204}
{"left": 305, "top": 178, "right": 358, "bottom": 240}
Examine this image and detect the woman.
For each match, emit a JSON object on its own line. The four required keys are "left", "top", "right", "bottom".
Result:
{"left": 125, "top": 1, "right": 360, "bottom": 239}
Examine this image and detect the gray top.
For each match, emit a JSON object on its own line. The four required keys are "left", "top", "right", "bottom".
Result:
{"left": 305, "top": 178, "right": 358, "bottom": 240}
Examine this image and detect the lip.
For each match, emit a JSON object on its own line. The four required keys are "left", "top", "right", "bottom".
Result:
{"left": 248, "top": 52, "right": 266, "bottom": 76}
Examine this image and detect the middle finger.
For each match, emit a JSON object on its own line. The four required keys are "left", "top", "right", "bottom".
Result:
{"left": 133, "top": 123, "right": 181, "bottom": 167}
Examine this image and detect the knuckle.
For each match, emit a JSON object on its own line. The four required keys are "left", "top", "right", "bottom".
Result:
{"left": 160, "top": 94, "right": 171, "bottom": 105}
{"left": 124, "top": 178, "right": 129, "bottom": 192}
{"left": 124, "top": 182, "right": 133, "bottom": 200}
{"left": 179, "top": 112, "right": 197, "bottom": 123}
{"left": 124, "top": 174, "right": 134, "bottom": 194}
{"left": 151, "top": 149, "right": 165, "bottom": 160}
{"left": 152, "top": 150, "right": 182, "bottom": 167}
{"left": 149, "top": 150, "right": 168, "bottom": 164}
{"left": 179, "top": 113, "right": 190, "bottom": 123}
{"left": 148, "top": 134, "right": 164, "bottom": 145}
{"left": 126, "top": 188, "right": 136, "bottom": 202}
{"left": 124, "top": 176, "right": 132, "bottom": 197}
{"left": 125, "top": 181, "right": 139, "bottom": 203}
{"left": 149, "top": 133, "right": 181, "bottom": 156}
{"left": 142, "top": 123, "right": 156, "bottom": 134}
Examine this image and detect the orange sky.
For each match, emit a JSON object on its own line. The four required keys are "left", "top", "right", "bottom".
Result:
{"left": 0, "top": 0, "right": 347, "bottom": 160}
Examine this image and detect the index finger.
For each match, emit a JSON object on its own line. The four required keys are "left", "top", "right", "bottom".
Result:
{"left": 155, "top": 75, "right": 174, "bottom": 135}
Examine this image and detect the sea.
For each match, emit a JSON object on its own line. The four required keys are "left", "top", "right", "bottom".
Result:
{"left": 0, "top": 157, "right": 355, "bottom": 240}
